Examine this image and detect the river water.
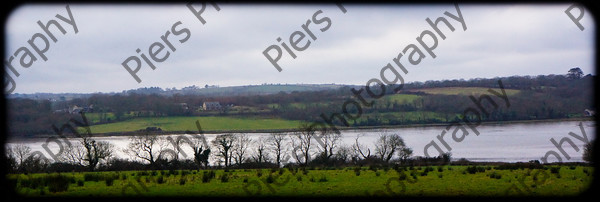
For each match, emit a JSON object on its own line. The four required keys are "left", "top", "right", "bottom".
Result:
{"left": 6, "top": 120, "right": 595, "bottom": 164}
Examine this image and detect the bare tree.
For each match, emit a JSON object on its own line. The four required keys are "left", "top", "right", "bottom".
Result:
{"left": 315, "top": 130, "right": 341, "bottom": 161}
{"left": 5, "top": 146, "right": 18, "bottom": 172}
{"left": 63, "top": 137, "right": 115, "bottom": 171}
{"left": 375, "top": 133, "right": 406, "bottom": 163}
{"left": 190, "top": 136, "right": 211, "bottom": 168}
{"left": 583, "top": 142, "right": 593, "bottom": 163}
{"left": 352, "top": 134, "right": 371, "bottom": 160}
{"left": 233, "top": 133, "right": 251, "bottom": 165}
{"left": 80, "top": 137, "right": 114, "bottom": 171}
{"left": 11, "top": 144, "right": 31, "bottom": 166}
{"left": 292, "top": 123, "right": 315, "bottom": 165}
{"left": 399, "top": 147, "right": 413, "bottom": 164}
{"left": 63, "top": 143, "right": 85, "bottom": 165}
{"left": 212, "top": 134, "right": 235, "bottom": 167}
{"left": 124, "top": 132, "right": 165, "bottom": 166}
{"left": 252, "top": 137, "right": 269, "bottom": 164}
{"left": 268, "top": 133, "right": 287, "bottom": 166}
{"left": 335, "top": 144, "right": 352, "bottom": 163}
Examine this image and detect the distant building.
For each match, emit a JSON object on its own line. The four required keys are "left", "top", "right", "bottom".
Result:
{"left": 203, "top": 102, "right": 222, "bottom": 110}
{"left": 177, "top": 103, "right": 189, "bottom": 110}
{"left": 584, "top": 109, "right": 595, "bottom": 117}
{"left": 68, "top": 104, "right": 94, "bottom": 114}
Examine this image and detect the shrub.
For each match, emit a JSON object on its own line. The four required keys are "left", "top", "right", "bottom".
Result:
{"left": 398, "top": 172, "right": 407, "bottom": 180}
{"left": 243, "top": 177, "right": 249, "bottom": 183}
{"left": 569, "top": 166, "right": 576, "bottom": 170}
{"left": 466, "top": 166, "right": 485, "bottom": 174}
{"left": 375, "top": 172, "right": 381, "bottom": 177}
{"left": 318, "top": 175, "right": 328, "bottom": 182}
{"left": 354, "top": 167, "right": 361, "bottom": 176}
{"left": 84, "top": 173, "right": 102, "bottom": 182}
{"left": 437, "top": 166, "right": 444, "bottom": 172}
{"left": 265, "top": 175, "right": 274, "bottom": 183}
{"left": 296, "top": 175, "right": 303, "bottom": 181}
{"left": 202, "top": 171, "right": 215, "bottom": 183}
{"left": 220, "top": 174, "right": 229, "bottom": 183}
{"left": 256, "top": 170, "right": 263, "bottom": 177}
{"left": 46, "top": 174, "right": 71, "bottom": 193}
{"left": 179, "top": 177, "right": 186, "bottom": 185}
{"left": 77, "top": 180, "right": 84, "bottom": 187}
{"left": 105, "top": 177, "right": 115, "bottom": 186}
{"left": 550, "top": 167, "right": 560, "bottom": 174}
{"left": 156, "top": 175, "right": 165, "bottom": 184}
{"left": 489, "top": 172, "right": 502, "bottom": 179}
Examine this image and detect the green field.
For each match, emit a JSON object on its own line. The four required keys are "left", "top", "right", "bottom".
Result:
{"left": 382, "top": 94, "right": 421, "bottom": 104}
{"left": 409, "top": 87, "right": 520, "bottom": 96}
{"left": 8, "top": 166, "right": 593, "bottom": 197}
{"left": 84, "top": 116, "right": 303, "bottom": 133}
{"left": 356, "top": 111, "right": 453, "bottom": 124}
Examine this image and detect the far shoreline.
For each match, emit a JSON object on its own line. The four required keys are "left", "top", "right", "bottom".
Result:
{"left": 7, "top": 117, "right": 594, "bottom": 141}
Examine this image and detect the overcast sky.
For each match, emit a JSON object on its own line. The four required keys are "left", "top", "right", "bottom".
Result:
{"left": 4, "top": 3, "right": 595, "bottom": 94}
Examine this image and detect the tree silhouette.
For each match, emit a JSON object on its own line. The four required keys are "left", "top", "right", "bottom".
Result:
{"left": 567, "top": 67, "right": 584, "bottom": 79}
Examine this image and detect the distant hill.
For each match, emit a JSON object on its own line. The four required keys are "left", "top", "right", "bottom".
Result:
{"left": 162, "top": 84, "right": 351, "bottom": 97}
{"left": 7, "top": 84, "right": 353, "bottom": 100}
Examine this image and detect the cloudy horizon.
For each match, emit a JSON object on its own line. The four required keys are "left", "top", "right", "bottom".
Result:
{"left": 4, "top": 3, "right": 595, "bottom": 94}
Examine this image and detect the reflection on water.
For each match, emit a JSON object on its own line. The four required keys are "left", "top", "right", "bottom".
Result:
{"left": 6, "top": 121, "right": 595, "bottom": 164}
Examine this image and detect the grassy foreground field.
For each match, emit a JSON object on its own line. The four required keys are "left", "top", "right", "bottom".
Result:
{"left": 8, "top": 165, "right": 593, "bottom": 197}
{"left": 85, "top": 116, "right": 303, "bottom": 133}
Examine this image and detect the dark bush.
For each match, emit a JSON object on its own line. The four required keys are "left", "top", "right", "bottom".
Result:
{"left": 105, "top": 176, "right": 115, "bottom": 186}
{"left": 489, "top": 172, "right": 502, "bottom": 179}
{"left": 84, "top": 173, "right": 103, "bottom": 182}
{"left": 318, "top": 175, "right": 328, "bottom": 182}
{"left": 46, "top": 174, "right": 71, "bottom": 193}
{"left": 466, "top": 166, "right": 485, "bottom": 174}
{"left": 550, "top": 167, "right": 560, "bottom": 174}
{"left": 265, "top": 175, "right": 274, "bottom": 183}
{"left": 201, "top": 171, "right": 215, "bottom": 183}
{"left": 156, "top": 175, "right": 165, "bottom": 184}
{"left": 220, "top": 174, "right": 229, "bottom": 183}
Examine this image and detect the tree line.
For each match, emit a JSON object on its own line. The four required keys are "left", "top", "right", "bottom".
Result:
{"left": 5, "top": 125, "right": 435, "bottom": 173}
{"left": 7, "top": 69, "right": 594, "bottom": 137}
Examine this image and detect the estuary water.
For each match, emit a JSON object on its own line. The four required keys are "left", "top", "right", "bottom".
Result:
{"left": 7, "top": 120, "right": 595, "bottom": 164}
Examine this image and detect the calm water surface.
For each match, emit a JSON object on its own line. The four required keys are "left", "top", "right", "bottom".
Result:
{"left": 7, "top": 121, "right": 595, "bottom": 163}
